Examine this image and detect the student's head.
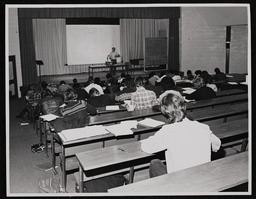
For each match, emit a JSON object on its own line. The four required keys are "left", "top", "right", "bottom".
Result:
{"left": 161, "top": 76, "right": 175, "bottom": 91}
{"left": 94, "top": 77, "right": 101, "bottom": 85}
{"left": 193, "top": 77, "right": 205, "bottom": 89}
{"left": 60, "top": 81, "right": 66, "bottom": 85}
{"left": 195, "top": 70, "right": 202, "bottom": 76}
{"left": 73, "top": 78, "right": 78, "bottom": 84}
{"left": 120, "top": 73, "right": 126, "bottom": 78}
{"left": 187, "top": 70, "right": 192, "bottom": 75}
{"left": 106, "top": 73, "right": 112, "bottom": 79}
{"left": 89, "top": 88, "right": 100, "bottom": 97}
{"left": 120, "top": 78, "right": 130, "bottom": 88}
{"left": 112, "top": 47, "right": 116, "bottom": 52}
{"left": 149, "top": 72, "right": 156, "bottom": 78}
{"left": 41, "top": 81, "right": 48, "bottom": 90}
{"left": 88, "top": 76, "right": 93, "bottom": 83}
{"left": 214, "top": 68, "right": 221, "bottom": 74}
{"left": 64, "top": 89, "right": 76, "bottom": 102}
{"left": 134, "top": 76, "right": 145, "bottom": 87}
{"left": 160, "top": 92, "right": 186, "bottom": 124}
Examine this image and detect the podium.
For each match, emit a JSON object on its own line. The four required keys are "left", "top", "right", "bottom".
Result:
{"left": 36, "top": 60, "right": 44, "bottom": 84}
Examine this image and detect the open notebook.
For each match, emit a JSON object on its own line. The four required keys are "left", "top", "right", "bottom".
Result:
{"left": 59, "top": 125, "right": 109, "bottom": 142}
{"left": 105, "top": 120, "right": 138, "bottom": 137}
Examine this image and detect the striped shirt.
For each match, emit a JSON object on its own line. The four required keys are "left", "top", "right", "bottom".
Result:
{"left": 131, "top": 87, "right": 157, "bottom": 110}
{"left": 62, "top": 100, "right": 87, "bottom": 117}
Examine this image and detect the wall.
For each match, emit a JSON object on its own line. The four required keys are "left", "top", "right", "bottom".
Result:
{"left": 180, "top": 7, "right": 248, "bottom": 75}
{"left": 8, "top": 8, "right": 22, "bottom": 98}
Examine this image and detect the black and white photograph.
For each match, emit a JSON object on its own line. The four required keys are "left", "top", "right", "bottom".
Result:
{"left": 5, "top": 2, "right": 253, "bottom": 197}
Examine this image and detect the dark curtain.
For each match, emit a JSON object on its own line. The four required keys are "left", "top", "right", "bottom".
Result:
{"left": 169, "top": 18, "right": 179, "bottom": 71}
{"left": 18, "top": 7, "right": 179, "bottom": 19}
{"left": 18, "top": 17, "right": 38, "bottom": 85}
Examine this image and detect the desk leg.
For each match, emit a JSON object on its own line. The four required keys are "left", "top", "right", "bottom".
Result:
{"left": 51, "top": 132, "right": 58, "bottom": 175}
{"left": 241, "top": 138, "right": 248, "bottom": 152}
{"left": 61, "top": 145, "right": 66, "bottom": 192}
{"left": 44, "top": 122, "right": 48, "bottom": 157}
{"left": 79, "top": 165, "right": 84, "bottom": 193}
{"left": 40, "top": 121, "right": 43, "bottom": 143}
{"left": 128, "top": 167, "right": 135, "bottom": 184}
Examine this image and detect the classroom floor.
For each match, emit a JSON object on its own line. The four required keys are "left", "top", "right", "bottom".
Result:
{"left": 8, "top": 97, "right": 149, "bottom": 195}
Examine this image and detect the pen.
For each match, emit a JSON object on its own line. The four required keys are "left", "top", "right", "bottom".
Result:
{"left": 117, "top": 148, "right": 125, "bottom": 152}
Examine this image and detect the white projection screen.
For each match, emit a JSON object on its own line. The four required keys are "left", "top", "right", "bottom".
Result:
{"left": 66, "top": 25, "right": 120, "bottom": 65}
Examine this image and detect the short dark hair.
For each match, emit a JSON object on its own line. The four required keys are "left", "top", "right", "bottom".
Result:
{"left": 161, "top": 76, "right": 175, "bottom": 91}
{"left": 187, "top": 70, "right": 192, "bottom": 75}
{"left": 214, "top": 68, "right": 221, "bottom": 74}
{"left": 160, "top": 93, "right": 186, "bottom": 123}
{"left": 64, "top": 89, "right": 76, "bottom": 101}
{"left": 94, "top": 77, "right": 101, "bottom": 85}
{"left": 134, "top": 76, "right": 145, "bottom": 87}
{"left": 73, "top": 78, "right": 77, "bottom": 83}
{"left": 60, "top": 81, "right": 66, "bottom": 85}
{"left": 89, "top": 88, "right": 100, "bottom": 97}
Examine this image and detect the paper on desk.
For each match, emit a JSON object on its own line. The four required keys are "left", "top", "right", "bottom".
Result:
{"left": 105, "top": 120, "right": 138, "bottom": 137}
{"left": 40, "top": 114, "right": 60, "bottom": 121}
{"left": 182, "top": 88, "right": 196, "bottom": 94}
{"left": 226, "top": 75, "right": 234, "bottom": 78}
{"left": 227, "top": 82, "right": 238, "bottom": 85}
{"left": 60, "top": 125, "right": 109, "bottom": 141}
{"left": 106, "top": 105, "right": 120, "bottom": 110}
{"left": 138, "top": 118, "right": 165, "bottom": 128}
{"left": 240, "top": 82, "right": 248, "bottom": 85}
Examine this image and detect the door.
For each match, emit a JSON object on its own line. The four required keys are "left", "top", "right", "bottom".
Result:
{"left": 9, "top": 55, "right": 18, "bottom": 98}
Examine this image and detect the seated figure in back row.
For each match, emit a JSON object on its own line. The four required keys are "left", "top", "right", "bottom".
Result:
{"left": 130, "top": 76, "right": 157, "bottom": 110}
{"left": 141, "top": 90, "right": 221, "bottom": 177}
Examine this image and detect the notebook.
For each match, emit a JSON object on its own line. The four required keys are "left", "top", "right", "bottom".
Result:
{"left": 138, "top": 118, "right": 165, "bottom": 128}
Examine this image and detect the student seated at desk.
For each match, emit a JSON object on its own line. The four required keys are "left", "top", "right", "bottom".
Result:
{"left": 115, "top": 78, "right": 136, "bottom": 102}
{"left": 131, "top": 76, "right": 157, "bottom": 110}
{"left": 49, "top": 89, "right": 97, "bottom": 132}
{"left": 200, "top": 70, "right": 218, "bottom": 92}
{"left": 140, "top": 90, "right": 221, "bottom": 177}
{"left": 87, "top": 88, "right": 115, "bottom": 108}
{"left": 213, "top": 67, "right": 226, "bottom": 82}
{"left": 186, "top": 77, "right": 216, "bottom": 101}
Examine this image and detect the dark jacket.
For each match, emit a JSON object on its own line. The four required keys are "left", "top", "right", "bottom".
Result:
{"left": 186, "top": 86, "right": 216, "bottom": 101}
{"left": 87, "top": 95, "right": 115, "bottom": 108}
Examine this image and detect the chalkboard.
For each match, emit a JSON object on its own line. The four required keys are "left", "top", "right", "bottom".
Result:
{"left": 144, "top": 37, "right": 168, "bottom": 66}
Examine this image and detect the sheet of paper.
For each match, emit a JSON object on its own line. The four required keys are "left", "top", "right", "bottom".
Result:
{"left": 228, "top": 82, "right": 238, "bottom": 85}
{"left": 106, "top": 105, "right": 120, "bottom": 110}
{"left": 138, "top": 118, "right": 165, "bottom": 128}
{"left": 240, "top": 82, "right": 247, "bottom": 85}
{"left": 182, "top": 88, "right": 196, "bottom": 94}
{"left": 104, "top": 121, "right": 137, "bottom": 137}
{"left": 226, "top": 75, "right": 234, "bottom": 78}
{"left": 60, "top": 125, "right": 109, "bottom": 142}
{"left": 40, "top": 114, "right": 60, "bottom": 121}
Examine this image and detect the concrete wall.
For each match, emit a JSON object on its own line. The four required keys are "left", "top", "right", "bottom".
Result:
{"left": 8, "top": 8, "right": 22, "bottom": 98}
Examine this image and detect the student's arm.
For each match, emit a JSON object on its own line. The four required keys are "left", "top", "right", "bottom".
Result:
{"left": 210, "top": 133, "right": 221, "bottom": 152}
{"left": 140, "top": 126, "right": 168, "bottom": 153}
{"left": 86, "top": 102, "right": 97, "bottom": 116}
{"left": 186, "top": 90, "right": 198, "bottom": 100}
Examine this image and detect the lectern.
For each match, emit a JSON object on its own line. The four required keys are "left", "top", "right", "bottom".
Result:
{"left": 36, "top": 60, "right": 44, "bottom": 84}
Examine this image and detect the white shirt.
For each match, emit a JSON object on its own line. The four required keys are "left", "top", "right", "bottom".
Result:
{"left": 141, "top": 118, "right": 221, "bottom": 173}
{"left": 84, "top": 83, "right": 104, "bottom": 95}
{"left": 109, "top": 51, "right": 120, "bottom": 60}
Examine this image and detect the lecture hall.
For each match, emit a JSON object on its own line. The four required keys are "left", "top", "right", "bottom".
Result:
{"left": 7, "top": 3, "right": 251, "bottom": 196}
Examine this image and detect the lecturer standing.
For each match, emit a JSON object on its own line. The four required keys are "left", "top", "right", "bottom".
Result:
{"left": 107, "top": 47, "right": 120, "bottom": 75}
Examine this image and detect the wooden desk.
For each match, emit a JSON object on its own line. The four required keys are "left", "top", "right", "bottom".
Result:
{"left": 57, "top": 102, "right": 248, "bottom": 192}
{"left": 89, "top": 63, "right": 127, "bottom": 77}
{"left": 108, "top": 151, "right": 248, "bottom": 193}
{"left": 216, "top": 89, "right": 246, "bottom": 97}
{"left": 96, "top": 105, "right": 127, "bottom": 115}
{"left": 76, "top": 116, "right": 248, "bottom": 193}
{"left": 89, "top": 95, "right": 248, "bottom": 126}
